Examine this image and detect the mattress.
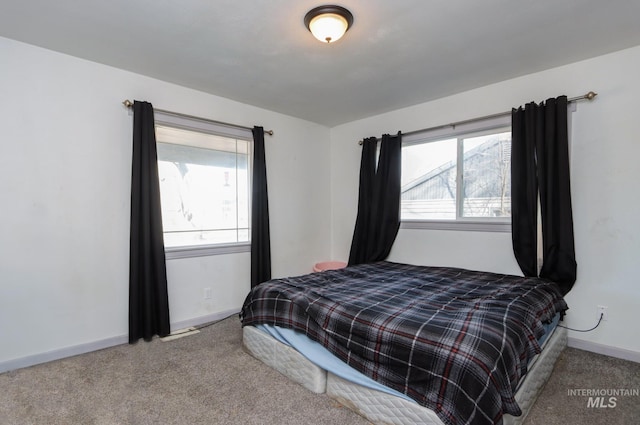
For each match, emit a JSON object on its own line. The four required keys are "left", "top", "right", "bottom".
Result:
{"left": 243, "top": 323, "right": 567, "bottom": 425}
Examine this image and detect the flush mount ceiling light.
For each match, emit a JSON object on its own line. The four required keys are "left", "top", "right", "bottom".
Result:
{"left": 304, "top": 5, "right": 354, "bottom": 44}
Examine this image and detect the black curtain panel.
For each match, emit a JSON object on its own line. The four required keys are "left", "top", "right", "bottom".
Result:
{"left": 511, "top": 103, "right": 540, "bottom": 278}
{"left": 349, "top": 132, "right": 402, "bottom": 266}
{"left": 536, "top": 97, "right": 577, "bottom": 293}
{"left": 129, "top": 101, "right": 170, "bottom": 343}
{"left": 251, "top": 126, "right": 271, "bottom": 287}
{"left": 511, "top": 96, "right": 576, "bottom": 294}
{"left": 348, "top": 137, "right": 378, "bottom": 266}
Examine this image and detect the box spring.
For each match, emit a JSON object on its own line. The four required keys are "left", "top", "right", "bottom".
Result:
{"left": 242, "top": 325, "right": 567, "bottom": 425}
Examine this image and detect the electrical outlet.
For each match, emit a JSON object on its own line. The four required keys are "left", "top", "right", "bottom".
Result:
{"left": 597, "top": 305, "right": 608, "bottom": 321}
{"left": 203, "top": 287, "right": 212, "bottom": 300}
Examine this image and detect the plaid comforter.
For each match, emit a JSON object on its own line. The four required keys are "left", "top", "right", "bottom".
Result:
{"left": 240, "top": 261, "right": 568, "bottom": 425}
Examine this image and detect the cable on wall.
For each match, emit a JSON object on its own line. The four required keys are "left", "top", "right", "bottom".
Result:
{"left": 557, "top": 313, "right": 604, "bottom": 333}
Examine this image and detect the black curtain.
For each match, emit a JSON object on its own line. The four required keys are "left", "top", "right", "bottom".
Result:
{"left": 511, "top": 96, "right": 576, "bottom": 294}
{"left": 511, "top": 102, "right": 539, "bottom": 278}
{"left": 251, "top": 126, "right": 271, "bottom": 287}
{"left": 129, "top": 101, "right": 170, "bottom": 343}
{"left": 348, "top": 132, "right": 402, "bottom": 266}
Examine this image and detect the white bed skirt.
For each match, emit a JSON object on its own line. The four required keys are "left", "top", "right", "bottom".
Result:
{"left": 242, "top": 325, "right": 567, "bottom": 425}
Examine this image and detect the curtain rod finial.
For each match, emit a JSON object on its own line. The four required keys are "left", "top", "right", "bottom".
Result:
{"left": 585, "top": 91, "right": 597, "bottom": 101}
{"left": 123, "top": 99, "right": 133, "bottom": 108}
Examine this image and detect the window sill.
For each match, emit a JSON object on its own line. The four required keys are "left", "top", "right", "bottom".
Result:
{"left": 400, "top": 220, "right": 511, "bottom": 233}
{"left": 165, "top": 242, "right": 251, "bottom": 260}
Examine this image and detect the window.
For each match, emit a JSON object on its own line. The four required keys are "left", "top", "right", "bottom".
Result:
{"left": 400, "top": 115, "right": 511, "bottom": 232}
{"left": 154, "top": 111, "right": 253, "bottom": 256}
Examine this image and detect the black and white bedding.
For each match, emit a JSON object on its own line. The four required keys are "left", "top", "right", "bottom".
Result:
{"left": 240, "top": 261, "right": 568, "bottom": 425}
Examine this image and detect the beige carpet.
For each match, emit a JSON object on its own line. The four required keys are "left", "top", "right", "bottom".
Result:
{"left": 525, "top": 343, "right": 640, "bottom": 425}
{"left": 1, "top": 316, "right": 638, "bottom": 424}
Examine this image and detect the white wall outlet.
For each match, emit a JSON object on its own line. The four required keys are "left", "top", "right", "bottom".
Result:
{"left": 597, "top": 305, "right": 608, "bottom": 321}
{"left": 203, "top": 287, "right": 212, "bottom": 300}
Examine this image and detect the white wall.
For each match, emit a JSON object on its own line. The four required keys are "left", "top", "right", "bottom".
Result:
{"left": 2, "top": 35, "right": 638, "bottom": 372}
{"left": 0, "top": 37, "right": 332, "bottom": 371}
{"left": 330, "top": 46, "right": 640, "bottom": 360}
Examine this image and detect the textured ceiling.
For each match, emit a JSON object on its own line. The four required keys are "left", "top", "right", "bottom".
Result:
{"left": 2, "top": 0, "right": 640, "bottom": 126}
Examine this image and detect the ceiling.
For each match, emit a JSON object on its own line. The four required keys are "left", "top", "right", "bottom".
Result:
{"left": 2, "top": 0, "right": 640, "bottom": 127}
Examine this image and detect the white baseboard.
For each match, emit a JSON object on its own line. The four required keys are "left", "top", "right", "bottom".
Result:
{"left": 0, "top": 334, "right": 129, "bottom": 375}
{"left": 3, "top": 317, "right": 635, "bottom": 375}
{"left": 568, "top": 337, "right": 640, "bottom": 363}
{"left": 0, "top": 309, "right": 240, "bottom": 374}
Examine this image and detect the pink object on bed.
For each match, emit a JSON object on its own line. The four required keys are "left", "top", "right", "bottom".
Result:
{"left": 313, "top": 261, "right": 347, "bottom": 272}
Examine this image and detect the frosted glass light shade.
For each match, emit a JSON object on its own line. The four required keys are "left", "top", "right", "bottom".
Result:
{"left": 304, "top": 5, "right": 354, "bottom": 44}
{"left": 309, "top": 13, "right": 349, "bottom": 43}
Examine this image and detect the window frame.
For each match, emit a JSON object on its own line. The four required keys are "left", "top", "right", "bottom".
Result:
{"left": 154, "top": 110, "right": 253, "bottom": 259}
{"left": 400, "top": 114, "right": 512, "bottom": 233}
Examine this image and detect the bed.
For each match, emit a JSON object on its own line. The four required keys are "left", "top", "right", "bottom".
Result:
{"left": 240, "top": 261, "right": 568, "bottom": 425}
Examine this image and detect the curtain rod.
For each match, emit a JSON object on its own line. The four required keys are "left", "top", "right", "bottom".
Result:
{"left": 357, "top": 91, "right": 597, "bottom": 145}
{"left": 122, "top": 99, "right": 274, "bottom": 136}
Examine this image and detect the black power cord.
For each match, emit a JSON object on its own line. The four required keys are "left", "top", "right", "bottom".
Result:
{"left": 194, "top": 312, "right": 238, "bottom": 331}
{"left": 557, "top": 312, "right": 604, "bottom": 332}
